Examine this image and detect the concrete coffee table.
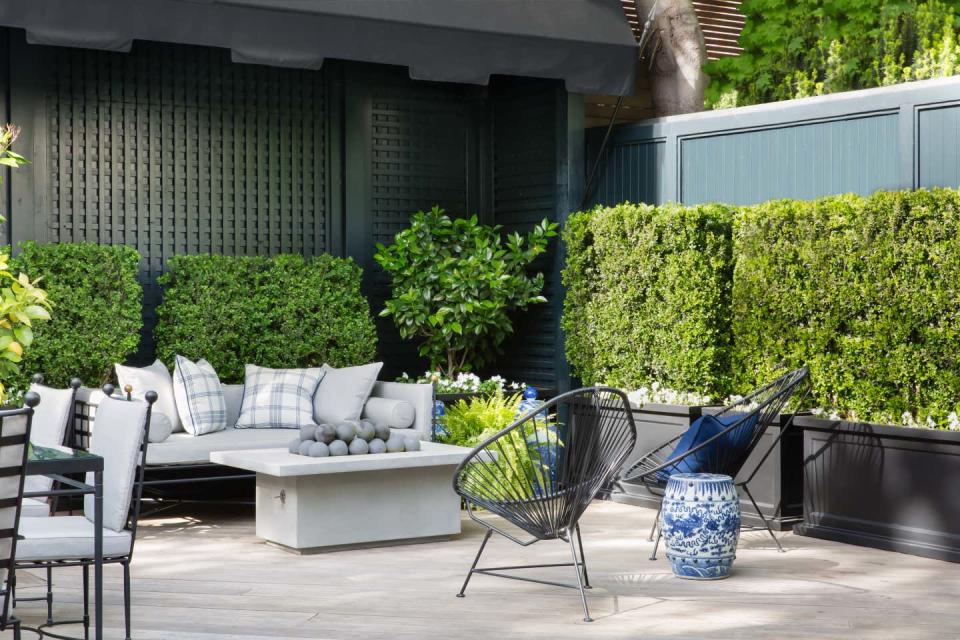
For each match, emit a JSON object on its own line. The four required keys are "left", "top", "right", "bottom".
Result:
{"left": 211, "top": 442, "right": 473, "bottom": 553}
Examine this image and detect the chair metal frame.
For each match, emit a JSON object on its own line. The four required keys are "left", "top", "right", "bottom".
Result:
{"left": 453, "top": 386, "right": 636, "bottom": 622}
{"left": 15, "top": 384, "right": 156, "bottom": 640}
{"left": 618, "top": 367, "right": 811, "bottom": 559}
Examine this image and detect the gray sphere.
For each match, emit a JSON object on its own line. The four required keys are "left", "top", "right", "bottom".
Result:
{"left": 368, "top": 438, "right": 387, "bottom": 454}
{"left": 308, "top": 442, "right": 330, "bottom": 458}
{"left": 300, "top": 425, "right": 318, "bottom": 442}
{"left": 403, "top": 436, "right": 421, "bottom": 452}
{"left": 374, "top": 424, "right": 391, "bottom": 441}
{"left": 328, "top": 439, "right": 349, "bottom": 456}
{"left": 288, "top": 437, "right": 301, "bottom": 454}
{"left": 385, "top": 434, "right": 405, "bottom": 453}
{"left": 315, "top": 423, "right": 337, "bottom": 444}
{"left": 297, "top": 440, "right": 314, "bottom": 456}
{"left": 335, "top": 422, "right": 357, "bottom": 443}
{"left": 349, "top": 438, "right": 370, "bottom": 455}
{"left": 356, "top": 421, "right": 376, "bottom": 442}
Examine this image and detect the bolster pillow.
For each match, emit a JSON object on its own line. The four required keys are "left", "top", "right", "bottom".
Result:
{"left": 361, "top": 397, "right": 415, "bottom": 429}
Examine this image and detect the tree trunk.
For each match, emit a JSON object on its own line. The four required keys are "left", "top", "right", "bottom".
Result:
{"left": 638, "top": 0, "right": 708, "bottom": 116}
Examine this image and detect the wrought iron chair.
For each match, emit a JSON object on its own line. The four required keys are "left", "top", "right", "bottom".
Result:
{"left": 0, "top": 391, "right": 40, "bottom": 640}
{"left": 453, "top": 387, "right": 636, "bottom": 622}
{"left": 15, "top": 384, "right": 156, "bottom": 640}
{"left": 618, "top": 367, "right": 810, "bottom": 559}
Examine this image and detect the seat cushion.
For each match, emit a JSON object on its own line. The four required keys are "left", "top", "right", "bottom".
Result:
{"left": 656, "top": 414, "right": 755, "bottom": 481}
{"left": 147, "top": 428, "right": 299, "bottom": 465}
{"left": 116, "top": 359, "right": 182, "bottom": 433}
{"left": 236, "top": 365, "right": 324, "bottom": 430}
{"left": 16, "top": 516, "right": 132, "bottom": 561}
{"left": 313, "top": 362, "right": 382, "bottom": 425}
{"left": 20, "top": 497, "right": 50, "bottom": 518}
{"left": 173, "top": 356, "right": 227, "bottom": 436}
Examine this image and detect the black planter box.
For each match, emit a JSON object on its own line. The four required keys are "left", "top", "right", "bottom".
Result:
{"left": 793, "top": 416, "right": 960, "bottom": 562}
{"left": 609, "top": 404, "right": 804, "bottom": 531}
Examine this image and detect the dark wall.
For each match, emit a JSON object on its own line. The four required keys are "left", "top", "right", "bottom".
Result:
{"left": 2, "top": 29, "right": 579, "bottom": 388}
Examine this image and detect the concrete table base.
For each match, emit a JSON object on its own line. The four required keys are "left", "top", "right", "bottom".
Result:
{"left": 211, "top": 442, "right": 473, "bottom": 553}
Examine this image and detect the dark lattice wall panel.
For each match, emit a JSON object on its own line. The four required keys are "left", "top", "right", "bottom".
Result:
{"left": 492, "top": 80, "right": 559, "bottom": 389}
{"left": 44, "top": 42, "right": 327, "bottom": 359}
{"left": 366, "top": 69, "right": 474, "bottom": 377}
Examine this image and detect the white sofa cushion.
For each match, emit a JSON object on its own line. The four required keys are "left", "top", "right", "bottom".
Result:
{"left": 146, "top": 427, "right": 298, "bottom": 465}
{"left": 17, "top": 516, "right": 132, "bottom": 560}
{"left": 313, "top": 362, "right": 382, "bottom": 424}
{"left": 361, "top": 397, "right": 415, "bottom": 429}
{"left": 83, "top": 396, "right": 149, "bottom": 532}
{"left": 25, "top": 382, "right": 75, "bottom": 495}
{"left": 116, "top": 359, "right": 182, "bottom": 433}
{"left": 222, "top": 383, "right": 245, "bottom": 427}
{"left": 173, "top": 356, "right": 226, "bottom": 436}
{"left": 20, "top": 497, "right": 51, "bottom": 518}
{"left": 236, "top": 365, "right": 324, "bottom": 429}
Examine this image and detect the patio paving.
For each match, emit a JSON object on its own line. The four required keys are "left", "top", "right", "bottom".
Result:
{"left": 12, "top": 501, "right": 960, "bottom": 639}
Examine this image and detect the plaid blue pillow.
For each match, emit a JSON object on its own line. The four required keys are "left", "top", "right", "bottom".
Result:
{"left": 236, "top": 365, "right": 325, "bottom": 429}
{"left": 173, "top": 356, "right": 227, "bottom": 436}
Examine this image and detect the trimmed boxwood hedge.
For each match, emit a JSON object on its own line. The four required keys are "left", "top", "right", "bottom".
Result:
{"left": 12, "top": 242, "right": 143, "bottom": 387}
{"left": 155, "top": 253, "right": 377, "bottom": 383}
{"left": 733, "top": 188, "right": 960, "bottom": 426}
{"left": 562, "top": 202, "right": 736, "bottom": 397}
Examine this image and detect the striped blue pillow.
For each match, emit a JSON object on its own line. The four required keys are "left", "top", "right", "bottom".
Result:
{"left": 173, "top": 356, "right": 227, "bottom": 436}
{"left": 236, "top": 365, "right": 324, "bottom": 429}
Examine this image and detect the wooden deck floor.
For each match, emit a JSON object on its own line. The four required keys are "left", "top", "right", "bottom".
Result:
{"left": 10, "top": 501, "right": 959, "bottom": 639}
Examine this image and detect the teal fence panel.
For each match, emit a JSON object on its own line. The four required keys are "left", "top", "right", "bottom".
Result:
{"left": 589, "top": 77, "right": 960, "bottom": 208}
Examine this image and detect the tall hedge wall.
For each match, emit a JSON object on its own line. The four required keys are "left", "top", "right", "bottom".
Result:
{"left": 12, "top": 242, "right": 143, "bottom": 387}
{"left": 734, "top": 189, "right": 960, "bottom": 426}
{"left": 155, "top": 254, "right": 377, "bottom": 383}
{"left": 562, "top": 202, "right": 736, "bottom": 397}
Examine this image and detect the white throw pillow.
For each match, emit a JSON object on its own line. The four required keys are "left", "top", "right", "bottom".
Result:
{"left": 361, "top": 397, "right": 415, "bottom": 429}
{"left": 115, "top": 359, "right": 182, "bottom": 432}
{"left": 173, "top": 356, "right": 227, "bottom": 436}
{"left": 236, "top": 365, "right": 325, "bottom": 429}
{"left": 313, "top": 362, "right": 383, "bottom": 424}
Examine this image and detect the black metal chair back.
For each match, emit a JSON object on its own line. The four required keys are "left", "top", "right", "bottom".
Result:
{"left": 454, "top": 387, "right": 636, "bottom": 541}
{"left": 0, "top": 392, "right": 39, "bottom": 632}
{"left": 622, "top": 367, "right": 810, "bottom": 484}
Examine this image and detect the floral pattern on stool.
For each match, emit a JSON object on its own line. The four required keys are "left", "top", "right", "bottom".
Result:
{"left": 661, "top": 473, "right": 741, "bottom": 580}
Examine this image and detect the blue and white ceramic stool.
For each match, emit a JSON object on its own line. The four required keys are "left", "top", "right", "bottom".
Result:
{"left": 660, "top": 473, "right": 741, "bottom": 579}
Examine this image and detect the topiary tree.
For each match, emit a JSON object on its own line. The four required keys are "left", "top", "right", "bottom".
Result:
{"left": 374, "top": 206, "right": 558, "bottom": 377}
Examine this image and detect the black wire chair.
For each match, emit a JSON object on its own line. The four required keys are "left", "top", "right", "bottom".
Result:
{"left": 618, "top": 367, "right": 810, "bottom": 559}
{"left": 453, "top": 386, "right": 636, "bottom": 622}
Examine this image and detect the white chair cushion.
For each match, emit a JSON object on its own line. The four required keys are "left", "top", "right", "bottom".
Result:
{"left": 313, "top": 362, "right": 382, "bottom": 424}
{"left": 17, "top": 516, "right": 132, "bottom": 560}
{"left": 116, "top": 359, "right": 182, "bottom": 433}
{"left": 24, "top": 383, "right": 76, "bottom": 494}
{"left": 83, "top": 396, "right": 149, "bottom": 532}
{"left": 173, "top": 356, "right": 227, "bottom": 436}
{"left": 20, "top": 497, "right": 50, "bottom": 518}
{"left": 236, "top": 365, "right": 324, "bottom": 429}
{"left": 361, "top": 397, "right": 415, "bottom": 429}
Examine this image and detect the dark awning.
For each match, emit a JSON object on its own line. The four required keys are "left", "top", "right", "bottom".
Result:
{"left": 0, "top": 0, "right": 638, "bottom": 95}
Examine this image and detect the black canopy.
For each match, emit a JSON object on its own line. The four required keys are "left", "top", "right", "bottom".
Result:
{"left": 0, "top": 0, "right": 638, "bottom": 95}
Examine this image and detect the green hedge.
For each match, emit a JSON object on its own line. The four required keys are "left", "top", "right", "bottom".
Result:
{"left": 562, "top": 202, "right": 736, "bottom": 397}
{"left": 12, "top": 242, "right": 142, "bottom": 387}
{"left": 155, "top": 254, "right": 377, "bottom": 383}
{"left": 733, "top": 188, "right": 960, "bottom": 426}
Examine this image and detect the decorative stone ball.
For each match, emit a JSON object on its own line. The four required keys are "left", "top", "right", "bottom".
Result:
{"left": 356, "top": 421, "right": 377, "bottom": 442}
{"left": 403, "top": 436, "right": 421, "bottom": 452}
{"left": 374, "top": 424, "right": 391, "bottom": 441}
{"left": 335, "top": 422, "right": 357, "bottom": 444}
{"left": 385, "top": 433, "right": 405, "bottom": 453}
{"left": 328, "top": 439, "right": 349, "bottom": 456}
{"left": 368, "top": 438, "right": 387, "bottom": 454}
{"left": 349, "top": 438, "right": 370, "bottom": 455}
{"left": 308, "top": 442, "right": 330, "bottom": 458}
{"left": 316, "top": 424, "right": 337, "bottom": 444}
{"left": 297, "top": 440, "right": 314, "bottom": 456}
{"left": 288, "top": 437, "right": 301, "bottom": 454}
{"left": 300, "top": 425, "right": 318, "bottom": 442}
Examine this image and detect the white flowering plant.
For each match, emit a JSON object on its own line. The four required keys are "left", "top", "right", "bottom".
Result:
{"left": 397, "top": 370, "right": 525, "bottom": 395}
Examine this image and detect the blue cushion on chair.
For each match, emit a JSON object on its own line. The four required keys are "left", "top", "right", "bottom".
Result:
{"left": 655, "top": 413, "right": 756, "bottom": 482}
